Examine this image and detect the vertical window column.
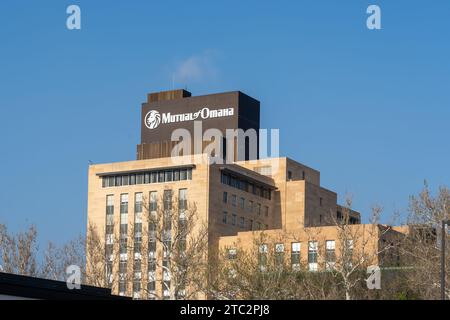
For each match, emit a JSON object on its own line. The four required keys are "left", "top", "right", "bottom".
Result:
{"left": 178, "top": 189, "right": 187, "bottom": 253}
{"left": 147, "top": 191, "right": 157, "bottom": 299}
{"left": 119, "top": 194, "right": 128, "bottom": 295}
{"left": 162, "top": 190, "right": 173, "bottom": 299}
{"left": 105, "top": 195, "right": 114, "bottom": 288}
{"left": 133, "top": 193, "right": 143, "bottom": 299}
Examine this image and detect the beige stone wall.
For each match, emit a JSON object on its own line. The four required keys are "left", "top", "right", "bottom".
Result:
{"left": 87, "top": 155, "right": 210, "bottom": 297}
{"left": 87, "top": 155, "right": 370, "bottom": 298}
{"left": 218, "top": 225, "right": 393, "bottom": 268}
{"left": 87, "top": 155, "right": 279, "bottom": 297}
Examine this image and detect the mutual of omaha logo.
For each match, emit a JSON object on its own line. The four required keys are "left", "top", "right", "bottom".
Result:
{"left": 145, "top": 110, "right": 162, "bottom": 129}
{"left": 144, "top": 107, "right": 234, "bottom": 130}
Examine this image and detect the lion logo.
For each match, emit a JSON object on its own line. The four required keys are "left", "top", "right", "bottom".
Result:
{"left": 144, "top": 110, "right": 161, "bottom": 129}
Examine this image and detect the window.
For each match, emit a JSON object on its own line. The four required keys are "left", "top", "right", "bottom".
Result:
{"left": 302, "top": 171, "right": 305, "bottom": 180}
{"left": 275, "top": 243, "right": 284, "bottom": 265}
{"left": 222, "top": 211, "right": 227, "bottom": 224}
{"left": 147, "top": 281, "right": 156, "bottom": 299}
{"left": 231, "top": 214, "right": 237, "bottom": 226}
{"left": 325, "top": 240, "right": 336, "bottom": 270}
{"left": 149, "top": 191, "right": 157, "bottom": 212}
{"left": 165, "top": 170, "right": 172, "bottom": 182}
{"left": 148, "top": 238, "right": 156, "bottom": 256}
{"left": 106, "top": 195, "right": 114, "bottom": 230}
{"left": 344, "top": 239, "right": 354, "bottom": 268}
{"left": 106, "top": 195, "right": 114, "bottom": 215}
{"left": 239, "top": 217, "right": 245, "bottom": 228}
{"left": 346, "top": 239, "right": 354, "bottom": 250}
{"left": 223, "top": 191, "right": 228, "bottom": 203}
{"left": 320, "top": 197, "right": 323, "bottom": 207}
{"left": 349, "top": 217, "right": 359, "bottom": 224}
{"left": 134, "top": 208, "right": 142, "bottom": 255}
{"left": 102, "top": 167, "right": 193, "bottom": 188}
{"left": 186, "top": 168, "right": 192, "bottom": 180}
{"left": 120, "top": 237, "right": 127, "bottom": 256}
{"left": 258, "top": 244, "right": 268, "bottom": 271}
{"left": 179, "top": 189, "right": 187, "bottom": 219}
{"left": 120, "top": 193, "right": 128, "bottom": 248}
{"left": 120, "top": 194, "right": 128, "bottom": 215}
{"left": 173, "top": 169, "right": 180, "bottom": 181}
{"left": 288, "top": 170, "right": 293, "bottom": 180}
{"left": 257, "top": 203, "right": 261, "bottom": 216}
{"left": 134, "top": 194, "right": 143, "bottom": 248}
{"left": 264, "top": 206, "right": 269, "bottom": 217}
{"left": 248, "top": 200, "right": 253, "bottom": 212}
{"left": 147, "top": 280, "right": 156, "bottom": 290}
{"left": 133, "top": 277, "right": 141, "bottom": 299}
{"left": 308, "top": 241, "right": 318, "bottom": 271}
{"left": 231, "top": 195, "right": 237, "bottom": 207}
{"left": 106, "top": 262, "right": 113, "bottom": 287}
{"left": 135, "top": 193, "right": 143, "bottom": 214}
{"left": 118, "top": 281, "right": 126, "bottom": 296}
{"left": 291, "top": 242, "right": 301, "bottom": 270}
{"left": 239, "top": 197, "right": 245, "bottom": 209}
{"left": 180, "top": 169, "right": 188, "bottom": 180}
{"left": 119, "top": 261, "right": 127, "bottom": 274}
{"left": 164, "top": 190, "right": 172, "bottom": 211}
{"left": 220, "top": 171, "right": 272, "bottom": 200}
{"left": 248, "top": 219, "right": 253, "bottom": 230}
{"left": 163, "top": 285, "right": 171, "bottom": 299}
{"left": 148, "top": 259, "right": 156, "bottom": 273}
{"left": 228, "top": 248, "right": 237, "bottom": 260}
{"left": 134, "top": 228, "right": 142, "bottom": 254}
{"left": 148, "top": 190, "right": 157, "bottom": 256}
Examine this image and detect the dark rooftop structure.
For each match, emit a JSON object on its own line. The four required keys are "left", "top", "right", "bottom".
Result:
{"left": 0, "top": 272, "right": 130, "bottom": 300}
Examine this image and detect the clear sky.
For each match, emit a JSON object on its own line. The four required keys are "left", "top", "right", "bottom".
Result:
{"left": 0, "top": 1, "right": 449, "bottom": 246}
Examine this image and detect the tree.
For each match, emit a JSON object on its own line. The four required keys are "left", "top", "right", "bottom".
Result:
{"left": 210, "top": 197, "right": 404, "bottom": 300}
{"left": 400, "top": 184, "right": 450, "bottom": 299}
{"left": 40, "top": 234, "right": 85, "bottom": 282}
{"left": 85, "top": 222, "right": 114, "bottom": 288}
{"left": 140, "top": 193, "right": 209, "bottom": 300}
{"left": 0, "top": 224, "right": 38, "bottom": 276}
{"left": 210, "top": 231, "right": 342, "bottom": 300}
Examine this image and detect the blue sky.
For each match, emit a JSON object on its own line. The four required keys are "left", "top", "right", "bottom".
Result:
{"left": 0, "top": 1, "right": 449, "bottom": 246}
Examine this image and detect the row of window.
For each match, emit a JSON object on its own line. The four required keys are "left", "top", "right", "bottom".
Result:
{"left": 223, "top": 192, "right": 269, "bottom": 217}
{"left": 220, "top": 172, "right": 272, "bottom": 200}
{"left": 228, "top": 240, "right": 353, "bottom": 272}
{"left": 222, "top": 211, "right": 268, "bottom": 230}
{"left": 102, "top": 168, "right": 193, "bottom": 188}
{"left": 106, "top": 190, "right": 186, "bottom": 220}
{"left": 336, "top": 210, "right": 360, "bottom": 224}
